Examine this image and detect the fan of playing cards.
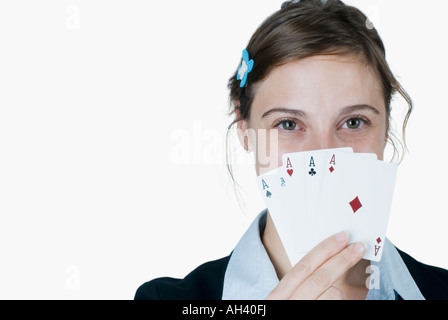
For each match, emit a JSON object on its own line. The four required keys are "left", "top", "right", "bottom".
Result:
{"left": 257, "top": 148, "right": 397, "bottom": 264}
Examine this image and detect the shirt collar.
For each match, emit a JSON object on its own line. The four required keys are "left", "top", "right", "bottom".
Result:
{"left": 222, "top": 209, "right": 425, "bottom": 300}
{"left": 222, "top": 209, "right": 278, "bottom": 299}
{"left": 366, "top": 238, "right": 425, "bottom": 300}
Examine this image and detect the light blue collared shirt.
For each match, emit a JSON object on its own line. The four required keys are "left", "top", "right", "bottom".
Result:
{"left": 222, "top": 210, "right": 425, "bottom": 300}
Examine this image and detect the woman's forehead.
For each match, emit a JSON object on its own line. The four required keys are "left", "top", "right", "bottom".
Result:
{"left": 252, "top": 55, "right": 385, "bottom": 115}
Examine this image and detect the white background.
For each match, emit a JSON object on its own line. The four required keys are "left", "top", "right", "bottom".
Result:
{"left": 0, "top": 0, "right": 447, "bottom": 299}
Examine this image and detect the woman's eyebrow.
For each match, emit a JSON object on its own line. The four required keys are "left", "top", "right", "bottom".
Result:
{"left": 261, "top": 107, "right": 307, "bottom": 119}
{"left": 340, "top": 104, "right": 381, "bottom": 116}
{"left": 261, "top": 104, "right": 380, "bottom": 119}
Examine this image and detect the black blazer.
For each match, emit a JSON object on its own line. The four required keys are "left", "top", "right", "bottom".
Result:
{"left": 135, "top": 247, "right": 448, "bottom": 300}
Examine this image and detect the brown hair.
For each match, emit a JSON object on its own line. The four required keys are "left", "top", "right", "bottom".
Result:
{"left": 226, "top": 0, "right": 412, "bottom": 196}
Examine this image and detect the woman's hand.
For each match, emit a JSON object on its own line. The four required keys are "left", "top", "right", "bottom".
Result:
{"left": 266, "top": 231, "right": 366, "bottom": 300}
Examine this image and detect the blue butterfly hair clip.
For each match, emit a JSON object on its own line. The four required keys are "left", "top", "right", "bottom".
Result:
{"left": 237, "top": 49, "right": 254, "bottom": 88}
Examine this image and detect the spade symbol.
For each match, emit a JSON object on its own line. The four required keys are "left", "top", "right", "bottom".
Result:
{"left": 266, "top": 190, "right": 272, "bottom": 198}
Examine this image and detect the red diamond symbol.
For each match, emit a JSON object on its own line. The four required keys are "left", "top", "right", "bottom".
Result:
{"left": 349, "top": 196, "right": 362, "bottom": 213}
{"left": 329, "top": 166, "right": 334, "bottom": 173}
{"left": 376, "top": 237, "right": 382, "bottom": 244}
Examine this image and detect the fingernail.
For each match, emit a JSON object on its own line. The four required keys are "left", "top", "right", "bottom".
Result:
{"left": 354, "top": 242, "right": 366, "bottom": 254}
{"left": 334, "top": 231, "right": 348, "bottom": 242}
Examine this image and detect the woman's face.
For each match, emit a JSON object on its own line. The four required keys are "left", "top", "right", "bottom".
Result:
{"left": 239, "top": 55, "right": 388, "bottom": 175}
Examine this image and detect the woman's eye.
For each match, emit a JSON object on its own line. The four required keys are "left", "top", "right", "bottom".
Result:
{"left": 343, "top": 118, "right": 364, "bottom": 129}
{"left": 278, "top": 120, "right": 297, "bottom": 130}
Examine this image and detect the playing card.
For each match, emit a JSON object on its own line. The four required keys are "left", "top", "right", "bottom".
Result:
{"left": 281, "top": 151, "right": 312, "bottom": 253}
{"left": 256, "top": 166, "right": 302, "bottom": 263}
{"left": 313, "top": 150, "right": 397, "bottom": 261}
{"left": 257, "top": 148, "right": 396, "bottom": 265}
{"left": 281, "top": 148, "right": 355, "bottom": 253}
{"left": 281, "top": 148, "right": 347, "bottom": 253}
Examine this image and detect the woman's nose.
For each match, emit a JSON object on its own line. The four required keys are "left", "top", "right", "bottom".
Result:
{"left": 301, "top": 132, "right": 340, "bottom": 151}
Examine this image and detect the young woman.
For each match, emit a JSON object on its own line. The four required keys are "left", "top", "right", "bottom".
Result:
{"left": 135, "top": 0, "right": 448, "bottom": 300}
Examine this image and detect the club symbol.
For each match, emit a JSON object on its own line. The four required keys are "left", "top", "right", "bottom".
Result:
{"left": 308, "top": 168, "right": 317, "bottom": 176}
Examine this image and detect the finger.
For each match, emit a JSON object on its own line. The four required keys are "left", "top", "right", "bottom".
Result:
{"left": 317, "top": 286, "right": 345, "bottom": 300}
{"left": 290, "top": 242, "right": 366, "bottom": 300}
{"left": 266, "top": 231, "right": 349, "bottom": 300}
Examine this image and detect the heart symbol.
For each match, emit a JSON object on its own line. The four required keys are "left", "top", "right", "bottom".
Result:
{"left": 287, "top": 169, "right": 293, "bottom": 176}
